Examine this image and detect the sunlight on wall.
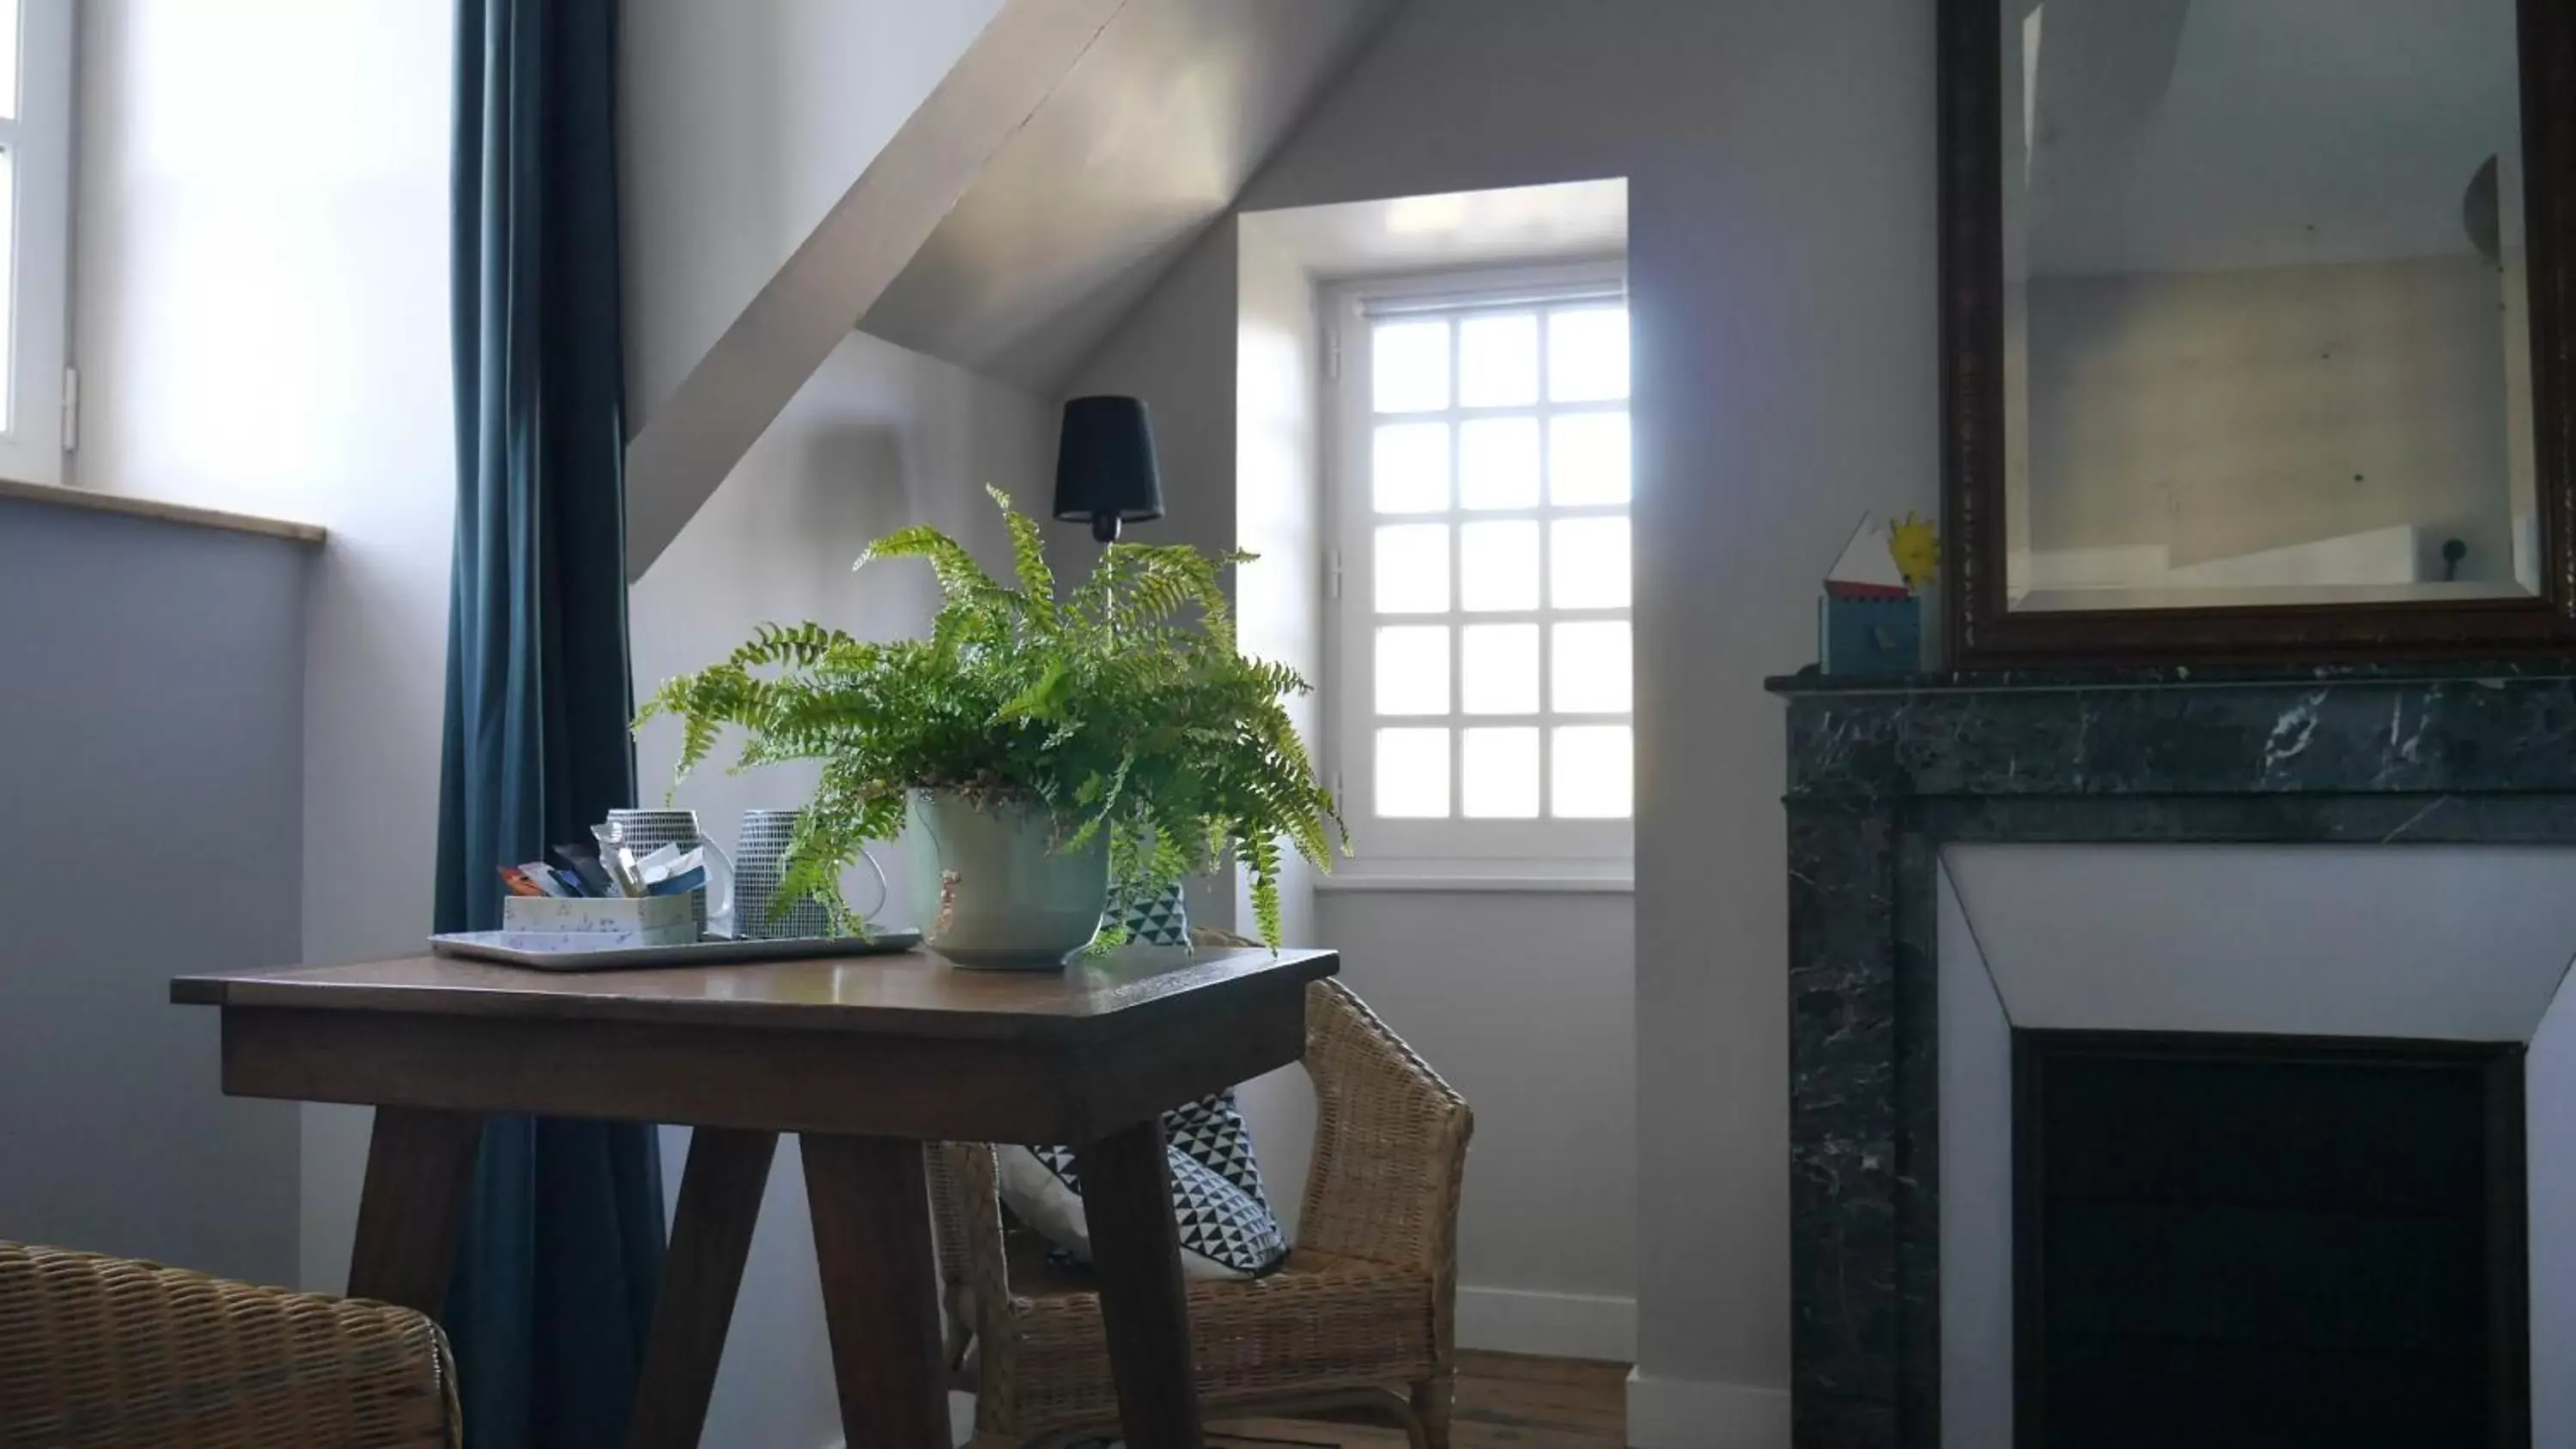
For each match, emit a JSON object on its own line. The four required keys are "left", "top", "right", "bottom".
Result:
{"left": 81, "top": 0, "right": 449, "bottom": 524}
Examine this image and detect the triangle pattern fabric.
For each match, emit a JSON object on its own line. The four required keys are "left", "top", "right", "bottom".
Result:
{"left": 1014, "top": 1113, "right": 1287, "bottom": 1281}
{"left": 1165, "top": 1093, "right": 1272, "bottom": 1203}
{"left": 998, "top": 885, "right": 1288, "bottom": 1278}
{"left": 1103, "top": 881, "right": 1192, "bottom": 947}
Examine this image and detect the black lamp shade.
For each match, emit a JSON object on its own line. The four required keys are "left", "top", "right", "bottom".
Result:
{"left": 1054, "top": 396, "right": 1164, "bottom": 543}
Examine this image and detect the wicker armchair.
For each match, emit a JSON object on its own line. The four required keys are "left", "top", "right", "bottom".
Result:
{"left": 928, "top": 973, "right": 1473, "bottom": 1449}
{"left": 0, "top": 1241, "right": 459, "bottom": 1448}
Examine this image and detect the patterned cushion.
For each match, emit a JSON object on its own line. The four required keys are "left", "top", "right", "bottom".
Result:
{"left": 1165, "top": 1090, "right": 1275, "bottom": 1203}
{"left": 998, "top": 885, "right": 1289, "bottom": 1279}
{"left": 1103, "top": 880, "right": 1191, "bottom": 947}
{"left": 1000, "top": 1094, "right": 1289, "bottom": 1280}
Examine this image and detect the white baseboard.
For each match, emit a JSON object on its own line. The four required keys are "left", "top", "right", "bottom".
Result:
{"left": 826, "top": 1390, "right": 975, "bottom": 1449}
{"left": 1625, "top": 1368, "right": 1791, "bottom": 1449}
{"left": 1455, "top": 1285, "right": 1637, "bottom": 1362}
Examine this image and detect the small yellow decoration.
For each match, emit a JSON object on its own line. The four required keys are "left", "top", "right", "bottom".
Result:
{"left": 1887, "top": 512, "right": 1941, "bottom": 591}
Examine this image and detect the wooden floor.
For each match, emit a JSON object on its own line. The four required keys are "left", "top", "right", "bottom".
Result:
{"left": 1206, "top": 1352, "right": 1626, "bottom": 1448}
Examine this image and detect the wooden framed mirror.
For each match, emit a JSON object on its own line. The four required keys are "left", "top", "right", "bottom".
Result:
{"left": 1940, "top": 0, "right": 2576, "bottom": 664}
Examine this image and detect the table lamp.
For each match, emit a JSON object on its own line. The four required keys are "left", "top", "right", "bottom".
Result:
{"left": 1053, "top": 396, "right": 1163, "bottom": 543}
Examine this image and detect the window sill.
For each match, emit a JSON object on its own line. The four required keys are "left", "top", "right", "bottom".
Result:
{"left": 0, "top": 477, "right": 326, "bottom": 544}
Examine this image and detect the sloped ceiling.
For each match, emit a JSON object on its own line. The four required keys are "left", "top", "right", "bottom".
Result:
{"left": 859, "top": 0, "right": 1406, "bottom": 392}
{"left": 625, "top": 0, "right": 1126, "bottom": 581}
{"left": 624, "top": 0, "right": 1405, "bottom": 580}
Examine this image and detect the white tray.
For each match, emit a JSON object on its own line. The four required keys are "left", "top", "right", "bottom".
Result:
{"left": 428, "top": 928, "right": 924, "bottom": 972}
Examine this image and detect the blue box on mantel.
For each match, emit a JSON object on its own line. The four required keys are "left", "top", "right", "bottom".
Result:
{"left": 1819, "top": 593, "right": 1921, "bottom": 676}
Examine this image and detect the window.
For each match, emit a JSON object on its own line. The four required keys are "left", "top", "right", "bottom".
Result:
{"left": 0, "top": 0, "right": 70, "bottom": 488}
{"left": 1328, "top": 265, "right": 1632, "bottom": 876}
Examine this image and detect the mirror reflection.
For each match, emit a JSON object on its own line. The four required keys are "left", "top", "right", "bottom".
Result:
{"left": 2002, "top": 0, "right": 2537, "bottom": 611}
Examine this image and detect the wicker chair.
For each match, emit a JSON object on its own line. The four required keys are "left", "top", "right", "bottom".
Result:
{"left": 928, "top": 972, "right": 1473, "bottom": 1449}
{"left": 0, "top": 1241, "right": 459, "bottom": 1448}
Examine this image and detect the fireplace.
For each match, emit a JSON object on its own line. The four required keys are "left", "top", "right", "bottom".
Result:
{"left": 1768, "top": 664, "right": 2576, "bottom": 1449}
{"left": 2014, "top": 1031, "right": 2526, "bottom": 1449}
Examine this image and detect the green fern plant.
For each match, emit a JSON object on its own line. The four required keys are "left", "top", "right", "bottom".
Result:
{"left": 634, "top": 488, "right": 1344, "bottom": 947}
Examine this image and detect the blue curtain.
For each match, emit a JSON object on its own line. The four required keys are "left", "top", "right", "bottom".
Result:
{"left": 435, "top": 3, "right": 665, "bottom": 1446}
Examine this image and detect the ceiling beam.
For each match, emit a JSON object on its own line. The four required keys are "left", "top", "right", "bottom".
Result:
{"left": 623, "top": 0, "right": 1127, "bottom": 582}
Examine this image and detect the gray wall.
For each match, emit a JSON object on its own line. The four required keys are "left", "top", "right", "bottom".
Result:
{"left": 0, "top": 499, "right": 307, "bottom": 1286}
{"left": 1062, "top": 1, "right": 1944, "bottom": 1436}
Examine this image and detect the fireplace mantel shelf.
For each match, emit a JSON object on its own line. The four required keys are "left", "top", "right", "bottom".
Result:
{"left": 1766, "top": 661, "right": 2576, "bottom": 806}
{"left": 1768, "top": 658, "right": 2576, "bottom": 697}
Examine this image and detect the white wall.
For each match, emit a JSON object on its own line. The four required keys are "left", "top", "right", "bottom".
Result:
{"left": 628, "top": 331, "right": 1051, "bottom": 1449}
{"left": 1214, "top": 192, "right": 1641, "bottom": 1355}
{"left": 619, "top": 0, "right": 1004, "bottom": 430}
{"left": 1234, "top": 221, "right": 1326, "bottom": 952}
{"left": 72, "top": 0, "right": 459, "bottom": 1295}
{"left": 1075, "top": 202, "right": 1643, "bottom": 1358}
{"left": 622, "top": 6, "right": 1048, "bottom": 1444}
{"left": 1064, "top": 1, "right": 1941, "bottom": 1436}
{"left": 1318, "top": 889, "right": 1639, "bottom": 1360}
{"left": 1219, "top": 222, "right": 1333, "bottom": 1242}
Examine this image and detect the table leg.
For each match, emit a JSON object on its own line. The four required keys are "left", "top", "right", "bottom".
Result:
{"left": 347, "top": 1106, "right": 485, "bottom": 1315}
{"left": 1077, "top": 1119, "right": 1205, "bottom": 1449}
{"left": 629, "top": 1127, "right": 779, "bottom": 1449}
{"left": 801, "top": 1134, "right": 948, "bottom": 1448}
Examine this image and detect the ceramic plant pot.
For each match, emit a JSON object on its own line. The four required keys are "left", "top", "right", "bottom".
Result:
{"left": 907, "top": 791, "right": 1108, "bottom": 970}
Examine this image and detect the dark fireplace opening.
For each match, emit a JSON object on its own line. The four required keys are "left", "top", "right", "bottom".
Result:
{"left": 2014, "top": 1031, "right": 2528, "bottom": 1449}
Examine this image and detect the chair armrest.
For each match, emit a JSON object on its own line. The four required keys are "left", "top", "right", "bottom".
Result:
{"left": 0, "top": 1240, "right": 459, "bottom": 1447}
{"left": 1295, "top": 980, "right": 1474, "bottom": 1286}
{"left": 931, "top": 1143, "right": 1018, "bottom": 1369}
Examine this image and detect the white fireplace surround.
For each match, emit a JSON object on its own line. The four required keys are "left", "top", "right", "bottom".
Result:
{"left": 1936, "top": 843, "right": 2576, "bottom": 1448}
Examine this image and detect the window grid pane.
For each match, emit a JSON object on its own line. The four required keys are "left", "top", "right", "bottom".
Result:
{"left": 1373, "top": 319, "right": 1451, "bottom": 413}
{"left": 1552, "top": 517, "right": 1631, "bottom": 609}
{"left": 1462, "top": 726, "right": 1540, "bottom": 818}
{"left": 1552, "top": 621, "right": 1631, "bottom": 712}
{"left": 1457, "top": 313, "right": 1540, "bottom": 407}
{"left": 1373, "top": 421, "right": 1450, "bottom": 514}
{"left": 1552, "top": 725, "right": 1634, "bottom": 819}
{"left": 1376, "top": 728, "right": 1451, "bottom": 818}
{"left": 1459, "top": 416, "right": 1541, "bottom": 509}
{"left": 1461, "top": 623, "right": 1540, "bottom": 714}
{"left": 1359, "top": 294, "right": 1631, "bottom": 822}
{"left": 1548, "top": 412, "right": 1631, "bottom": 505}
{"left": 1548, "top": 306, "right": 1630, "bottom": 403}
{"left": 1374, "top": 524, "right": 1450, "bottom": 613}
{"left": 1376, "top": 625, "right": 1451, "bottom": 716}
{"left": 1461, "top": 520, "right": 1541, "bottom": 611}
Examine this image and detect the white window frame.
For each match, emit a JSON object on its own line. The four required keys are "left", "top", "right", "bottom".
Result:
{"left": 1323, "top": 260, "right": 1633, "bottom": 882}
{"left": 0, "top": 0, "right": 71, "bottom": 488}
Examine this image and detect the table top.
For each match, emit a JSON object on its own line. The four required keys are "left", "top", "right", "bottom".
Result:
{"left": 173, "top": 944, "right": 1338, "bottom": 1042}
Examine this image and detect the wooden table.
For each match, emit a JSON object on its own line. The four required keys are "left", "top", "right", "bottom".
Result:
{"left": 172, "top": 944, "right": 1339, "bottom": 1449}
